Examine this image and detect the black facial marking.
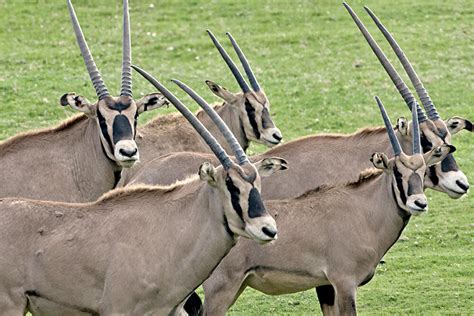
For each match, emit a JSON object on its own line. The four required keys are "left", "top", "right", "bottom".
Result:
{"left": 144, "top": 96, "right": 159, "bottom": 112}
{"left": 261, "top": 107, "right": 274, "bottom": 129}
{"left": 316, "top": 285, "right": 335, "bottom": 307}
{"left": 248, "top": 187, "right": 265, "bottom": 218}
{"left": 225, "top": 177, "right": 244, "bottom": 221}
{"left": 428, "top": 166, "right": 439, "bottom": 186}
{"left": 407, "top": 173, "right": 423, "bottom": 196}
{"left": 441, "top": 154, "right": 459, "bottom": 172}
{"left": 60, "top": 94, "right": 69, "bottom": 106}
{"left": 97, "top": 110, "right": 113, "bottom": 151}
{"left": 106, "top": 99, "right": 132, "bottom": 112}
{"left": 393, "top": 164, "right": 407, "bottom": 205}
{"left": 183, "top": 292, "right": 203, "bottom": 316}
{"left": 465, "top": 119, "right": 473, "bottom": 131}
{"left": 112, "top": 115, "right": 133, "bottom": 144}
{"left": 420, "top": 134, "right": 433, "bottom": 153}
{"left": 134, "top": 111, "right": 139, "bottom": 138}
{"left": 245, "top": 99, "right": 261, "bottom": 139}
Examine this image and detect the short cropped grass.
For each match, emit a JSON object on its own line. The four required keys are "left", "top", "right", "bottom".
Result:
{"left": 0, "top": 0, "right": 472, "bottom": 314}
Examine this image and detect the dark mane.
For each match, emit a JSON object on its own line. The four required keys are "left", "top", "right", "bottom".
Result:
{"left": 0, "top": 114, "right": 87, "bottom": 149}
{"left": 295, "top": 168, "right": 383, "bottom": 199}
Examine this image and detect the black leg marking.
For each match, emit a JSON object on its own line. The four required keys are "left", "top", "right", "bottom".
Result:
{"left": 183, "top": 292, "right": 203, "bottom": 316}
{"left": 316, "top": 285, "right": 335, "bottom": 307}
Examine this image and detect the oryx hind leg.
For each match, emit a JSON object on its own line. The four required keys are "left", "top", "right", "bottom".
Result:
{"left": 315, "top": 285, "right": 338, "bottom": 316}
{"left": 332, "top": 282, "right": 357, "bottom": 316}
{"left": 0, "top": 289, "right": 27, "bottom": 316}
{"left": 202, "top": 275, "right": 247, "bottom": 316}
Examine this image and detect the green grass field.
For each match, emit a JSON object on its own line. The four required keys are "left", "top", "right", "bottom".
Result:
{"left": 0, "top": 0, "right": 472, "bottom": 314}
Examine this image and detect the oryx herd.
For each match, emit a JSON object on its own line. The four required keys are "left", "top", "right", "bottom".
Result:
{"left": 0, "top": 1, "right": 471, "bottom": 315}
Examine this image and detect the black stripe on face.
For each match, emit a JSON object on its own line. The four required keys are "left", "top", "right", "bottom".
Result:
{"left": 393, "top": 164, "right": 407, "bottom": 205}
{"left": 420, "top": 134, "right": 433, "bottom": 153}
{"left": 245, "top": 99, "right": 261, "bottom": 139}
{"left": 225, "top": 177, "right": 244, "bottom": 221}
{"left": 427, "top": 166, "right": 439, "bottom": 186}
{"left": 248, "top": 187, "right": 265, "bottom": 218}
{"left": 407, "top": 173, "right": 423, "bottom": 196}
{"left": 97, "top": 110, "right": 113, "bottom": 151}
{"left": 441, "top": 154, "right": 459, "bottom": 172}
{"left": 465, "top": 119, "right": 473, "bottom": 131}
{"left": 112, "top": 115, "right": 133, "bottom": 144}
{"left": 261, "top": 107, "right": 274, "bottom": 129}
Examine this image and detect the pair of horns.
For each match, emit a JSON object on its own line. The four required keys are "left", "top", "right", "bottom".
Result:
{"left": 207, "top": 30, "right": 261, "bottom": 93}
{"left": 344, "top": 3, "right": 440, "bottom": 121}
{"left": 376, "top": 96, "right": 421, "bottom": 156}
{"left": 132, "top": 65, "right": 249, "bottom": 169}
{"left": 67, "top": 0, "right": 132, "bottom": 99}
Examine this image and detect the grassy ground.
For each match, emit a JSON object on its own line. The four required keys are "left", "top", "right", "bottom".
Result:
{"left": 0, "top": 0, "right": 472, "bottom": 314}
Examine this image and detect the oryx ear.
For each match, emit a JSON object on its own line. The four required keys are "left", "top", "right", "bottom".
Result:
{"left": 206, "top": 80, "right": 237, "bottom": 103}
{"left": 137, "top": 93, "right": 168, "bottom": 114}
{"left": 445, "top": 116, "right": 473, "bottom": 135}
{"left": 60, "top": 93, "right": 95, "bottom": 114}
{"left": 370, "top": 152, "right": 391, "bottom": 171}
{"left": 199, "top": 162, "right": 217, "bottom": 186}
{"left": 254, "top": 157, "right": 288, "bottom": 178}
{"left": 423, "top": 144, "right": 456, "bottom": 167}
{"left": 396, "top": 117, "right": 409, "bottom": 136}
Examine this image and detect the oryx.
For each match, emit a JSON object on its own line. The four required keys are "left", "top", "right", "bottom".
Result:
{"left": 122, "top": 4, "right": 471, "bottom": 201}
{"left": 0, "top": 0, "right": 166, "bottom": 202}
{"left": 119, "top": 30, "right": 282, "bottom": 186}
{"left": 199, "top": 96, "right": 454, "bottom": 315}
{"left": 0, "top": 71, "right": 286, "bottom": 316}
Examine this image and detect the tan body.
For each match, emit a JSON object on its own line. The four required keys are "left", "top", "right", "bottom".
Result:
{"left": 125, "top": 120, "right": 469, "bottom": 200}
{"left": 0, "top": 177, "right": 252, "bottom": 315}
{"left": 0, "top": 115, "right": 117, "bottom": 202}
{"left": 202, "top": 170, "right": 407, "bottom": 315}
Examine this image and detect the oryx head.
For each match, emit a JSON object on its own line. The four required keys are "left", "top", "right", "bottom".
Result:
{"left": 133, "top": 66, "right": 287, "bottom": 243}
{"left": 61, "top": 0, "right": 167, "bottom": 168}
{"left": 371, "top": 97, "right": 454, "bottom": 215}
{"left": 345, "top": 3, "right": 471, "bottom": 198}
{"left": 206, "top": 31, "right": 283, "bottom": 147}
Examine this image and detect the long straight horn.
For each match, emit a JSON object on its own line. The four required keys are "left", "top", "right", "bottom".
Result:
{"left": 66, "top": 0, "right": 109, "bottom": 100}
{"left": 131, "top": 65, "right": 233, "bottom": 169}
{"left": 226, "top": 32, "right": 261, "bottom": 92}
{"left": 375, "top": 96, "right": 402, "bottom": 156}
{"left": 172, "top": 79, "right": 249, "bottom": 165}
{"left": 120, "top": 0, "right": 132, "bottom": 97}
{"left": 207, "top": 30, "right": 251, "bottom": 93}
{"left": 411, "top": 93, "right": 421, "bottom": 154}
{"left": 343, "top": 2, "right": 427, "bottom": 123}
{"left": 364, "top": 6, "right": 440, "bottom": 121}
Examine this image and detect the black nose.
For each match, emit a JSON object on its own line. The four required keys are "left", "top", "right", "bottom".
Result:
{"left": 272, "top": 133, "right": 282, "bottom": 142}
{"left": 262, "top": 226, "right": 277, "bottom": 238}
{"left": 119, "top": 148, "right": 138, "bottom": 158}
{"left": 414, "top": 200, "right": 427, "bottom": 209}
{"left": 456, "top": 180, "right": 469, "bottom": 192}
